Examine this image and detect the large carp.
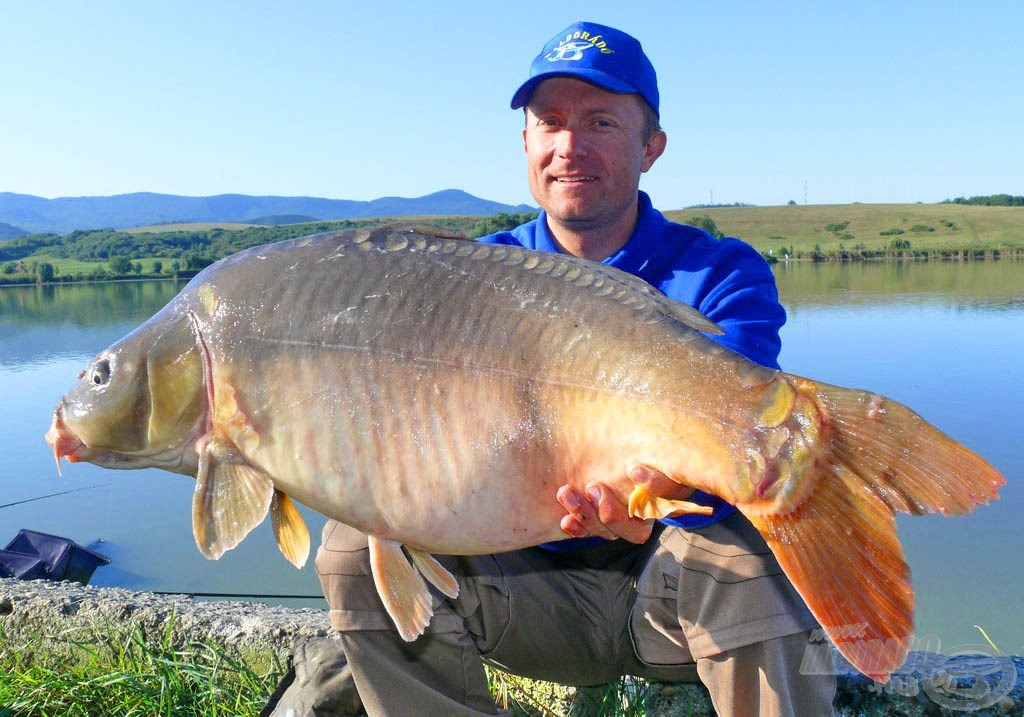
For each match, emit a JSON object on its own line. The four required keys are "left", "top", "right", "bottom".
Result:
{"left": 46, "top": 226, "right": 1003, "bottom": 680}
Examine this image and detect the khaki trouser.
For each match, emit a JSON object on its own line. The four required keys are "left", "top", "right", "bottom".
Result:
{"left": 265, "top": 513, "right": 835, "bottom": 716}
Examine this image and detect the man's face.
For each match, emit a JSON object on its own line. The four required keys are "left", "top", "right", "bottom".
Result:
{"left": 523, "top": 77, "right": 665, "bottom": 237}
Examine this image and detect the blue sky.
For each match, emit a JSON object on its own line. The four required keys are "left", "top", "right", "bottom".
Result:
{"left": 2, "top": 1, "right": 1021, "bottom": 209}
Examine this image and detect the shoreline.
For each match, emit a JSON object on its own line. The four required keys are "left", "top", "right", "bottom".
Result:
{"left": 2, "top": 577, "right": 1019, "bottom": 715}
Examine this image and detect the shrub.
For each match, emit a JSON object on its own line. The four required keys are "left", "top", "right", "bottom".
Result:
{"left": 686, "top": 215, "right": 723, "bottom": 239}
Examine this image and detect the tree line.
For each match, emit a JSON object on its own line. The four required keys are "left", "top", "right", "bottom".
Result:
{"left": 942, "top": 194, "right": 1024, "bottom": 206}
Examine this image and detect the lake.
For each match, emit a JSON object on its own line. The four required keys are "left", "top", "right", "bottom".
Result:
{"left": 1, "top": 261, "right": 1021, "bottom": 653}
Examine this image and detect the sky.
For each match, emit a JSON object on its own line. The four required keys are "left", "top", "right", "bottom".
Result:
{"left": 1, "top": 1, "right": 1021, "bottom": 210}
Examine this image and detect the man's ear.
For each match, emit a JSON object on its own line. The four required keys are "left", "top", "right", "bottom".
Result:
{"left": 641, "top": 130, "right": 667, "bottom": 173}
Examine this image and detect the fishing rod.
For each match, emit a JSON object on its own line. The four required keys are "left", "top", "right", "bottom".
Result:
{"left": 153, "top": 591, "right": 325, "bottom": 600}
{"left": 0, "top": 483, "right": 112, "bottom": 509}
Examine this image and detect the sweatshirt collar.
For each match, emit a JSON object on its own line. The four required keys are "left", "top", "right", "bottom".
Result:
{"left": 534, "top": 191, "right": 665, "bottom": 277}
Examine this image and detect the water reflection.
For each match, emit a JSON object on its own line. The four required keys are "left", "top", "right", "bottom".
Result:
{"left": 0, "top": 279, "right": 184, "bottom": 327}
{"left": 773, "top": 259, "right": 1024, "bottom": 311}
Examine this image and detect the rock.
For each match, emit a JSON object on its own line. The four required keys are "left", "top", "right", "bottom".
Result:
{"left": 0, "top": 577, "right": 331, "bottom": 671}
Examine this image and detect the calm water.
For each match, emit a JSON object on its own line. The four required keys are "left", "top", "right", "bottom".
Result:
{"left": 1, "top": 262, "right": 1021, "bottom": 651}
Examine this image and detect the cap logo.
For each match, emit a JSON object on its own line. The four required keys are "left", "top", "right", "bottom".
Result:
{"left": 545, "top": 31, "right": 614, "bottom": 63}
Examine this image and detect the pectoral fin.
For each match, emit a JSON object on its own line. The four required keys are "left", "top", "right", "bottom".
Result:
{"left": 193, "top": 438, "right": 274, "bottom": 561}
{"left": 271, "top": 490, "right": 310, "bottom": 569}
{"left": 627, "top": 483, "right": 715, "bottom": 520}
{"left": 367, "top": 537, "right": 441, "bottom": 641}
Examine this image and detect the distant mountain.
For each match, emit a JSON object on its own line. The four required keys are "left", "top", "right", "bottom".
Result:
{"left": 0, "top": 189, "right": 536, "bottom": 234}
{"left": 0, "top": 222, "right": 28, "bottom": 240}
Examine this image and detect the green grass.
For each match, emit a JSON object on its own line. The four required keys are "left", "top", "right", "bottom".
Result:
{"left": 37, "top": 254, "right": 175, "bottom": 276}
{"left": 0, "top": 619, "right": 706, "bottom": 717}
{"left": 0, "top": 620, "right": 281, "bottom": 717}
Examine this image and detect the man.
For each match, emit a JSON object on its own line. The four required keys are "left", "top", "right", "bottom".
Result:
{"left": 266, "top": 21, "right": 835, "bottom": 716}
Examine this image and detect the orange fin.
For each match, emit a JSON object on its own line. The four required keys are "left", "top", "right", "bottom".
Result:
{"left": 407, "top": 547, "right": 459, "bottom": 599}
{"left": 815, "top": 382, "right": 1004, "bottom": 516}
{"left": 745, "top": 379, "right": 1005, "bottom": 681}
{"left": 367, "top": 536, "right": 433, "bottom": 642}
{"left": 627, "top": 482, "right": 714, "bottom": 520}
{"left": 747, "top": 461, "right": 913, "bottom": 682}
{"left": 271, "top": 490, "right": 310, "bottom": 569}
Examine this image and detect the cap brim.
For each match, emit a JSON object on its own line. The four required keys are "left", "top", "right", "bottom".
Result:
{"left": 510, "top": 69, "right": 640, "bottom": 109}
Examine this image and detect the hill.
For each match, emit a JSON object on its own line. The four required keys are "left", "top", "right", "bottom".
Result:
{"left": 666, "top": 203, "right": 1024, "bottom": 257}
{"left": 0, "top": 189, "right": 535, "bottom": 234}
{"left": 0, "top": 222, "right": 28, "bottom": 240}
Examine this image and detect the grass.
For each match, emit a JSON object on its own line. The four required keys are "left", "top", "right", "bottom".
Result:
{"left": 0, "top": 620, "right": 281, "bottom": 717}
{"left": 0, "top": 618, "right": 705, "bottom": 717}
{"left": 664, "top": 202, "right": 1024, "bottom": 258}
{"left": 16, "top": 253, "right": 177, "bottom": 279}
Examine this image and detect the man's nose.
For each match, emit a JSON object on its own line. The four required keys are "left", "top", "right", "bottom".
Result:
{"left": 554, "top": 128, "right": 587, "bottom": 158}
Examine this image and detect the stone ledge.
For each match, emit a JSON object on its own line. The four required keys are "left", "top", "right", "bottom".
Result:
{"left": 0, "top": 577, "right": 332, "bottom": 670}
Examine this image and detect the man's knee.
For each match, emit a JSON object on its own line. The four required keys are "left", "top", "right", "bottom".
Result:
{"left": 316, "top": 520, "right": 371, "bottom": 576}
{"left": 315, "top": 521, "right": 394, "bottom": 631}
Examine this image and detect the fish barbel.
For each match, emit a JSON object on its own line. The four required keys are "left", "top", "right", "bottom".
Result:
{"left": 45, "top": 226, "right": 1003, "bottom": 680}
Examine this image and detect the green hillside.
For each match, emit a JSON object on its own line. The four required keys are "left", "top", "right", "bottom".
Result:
{"left": 666, "top": 203, "right": 1024, "bottom": 259}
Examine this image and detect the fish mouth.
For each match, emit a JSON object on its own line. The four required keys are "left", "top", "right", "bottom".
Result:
{"left": 45, "top": 402, "right": 203, "bottom": 477}
{"left": 45, "top": 404, "right": 89, "bottom": 475}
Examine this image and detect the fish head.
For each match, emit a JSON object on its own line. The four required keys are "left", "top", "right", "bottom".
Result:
{"left": 46, "top": 311, "right": 207, "bottom": 476}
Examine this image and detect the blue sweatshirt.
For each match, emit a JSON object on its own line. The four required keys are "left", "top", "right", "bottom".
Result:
{"left": 476, "top": 191, "right": 786, "bottom": 540}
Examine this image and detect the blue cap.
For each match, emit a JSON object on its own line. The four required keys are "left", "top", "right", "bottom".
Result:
{"left": 511, "top": 22, "right": 659, "bottom": 116}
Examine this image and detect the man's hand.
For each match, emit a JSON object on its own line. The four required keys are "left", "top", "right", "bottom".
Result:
{"left": 556, "top": 465, "right": 694, "bottom": 544}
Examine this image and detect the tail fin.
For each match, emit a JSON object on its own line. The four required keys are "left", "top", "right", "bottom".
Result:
{"left": 747, "top": 380, "right": 1004, "bottom": 681}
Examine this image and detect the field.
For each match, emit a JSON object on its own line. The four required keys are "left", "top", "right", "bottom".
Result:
{"left": 125, "top": 221, "right": 261, "bottom": 233}
{"left": 665, "top": 203, "right": 1024, "bottom": 258}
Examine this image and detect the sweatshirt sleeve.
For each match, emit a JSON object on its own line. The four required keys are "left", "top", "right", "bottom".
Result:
{"left": 690, "top": 237, "right": 786, "bottom": 370}
{"left": 657, "top": 236, "right": 786, "bottom": 529}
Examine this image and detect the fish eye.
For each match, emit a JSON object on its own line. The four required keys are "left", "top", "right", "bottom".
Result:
{"left": 89, "top": 359, "right": 111, "bottom": 386}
